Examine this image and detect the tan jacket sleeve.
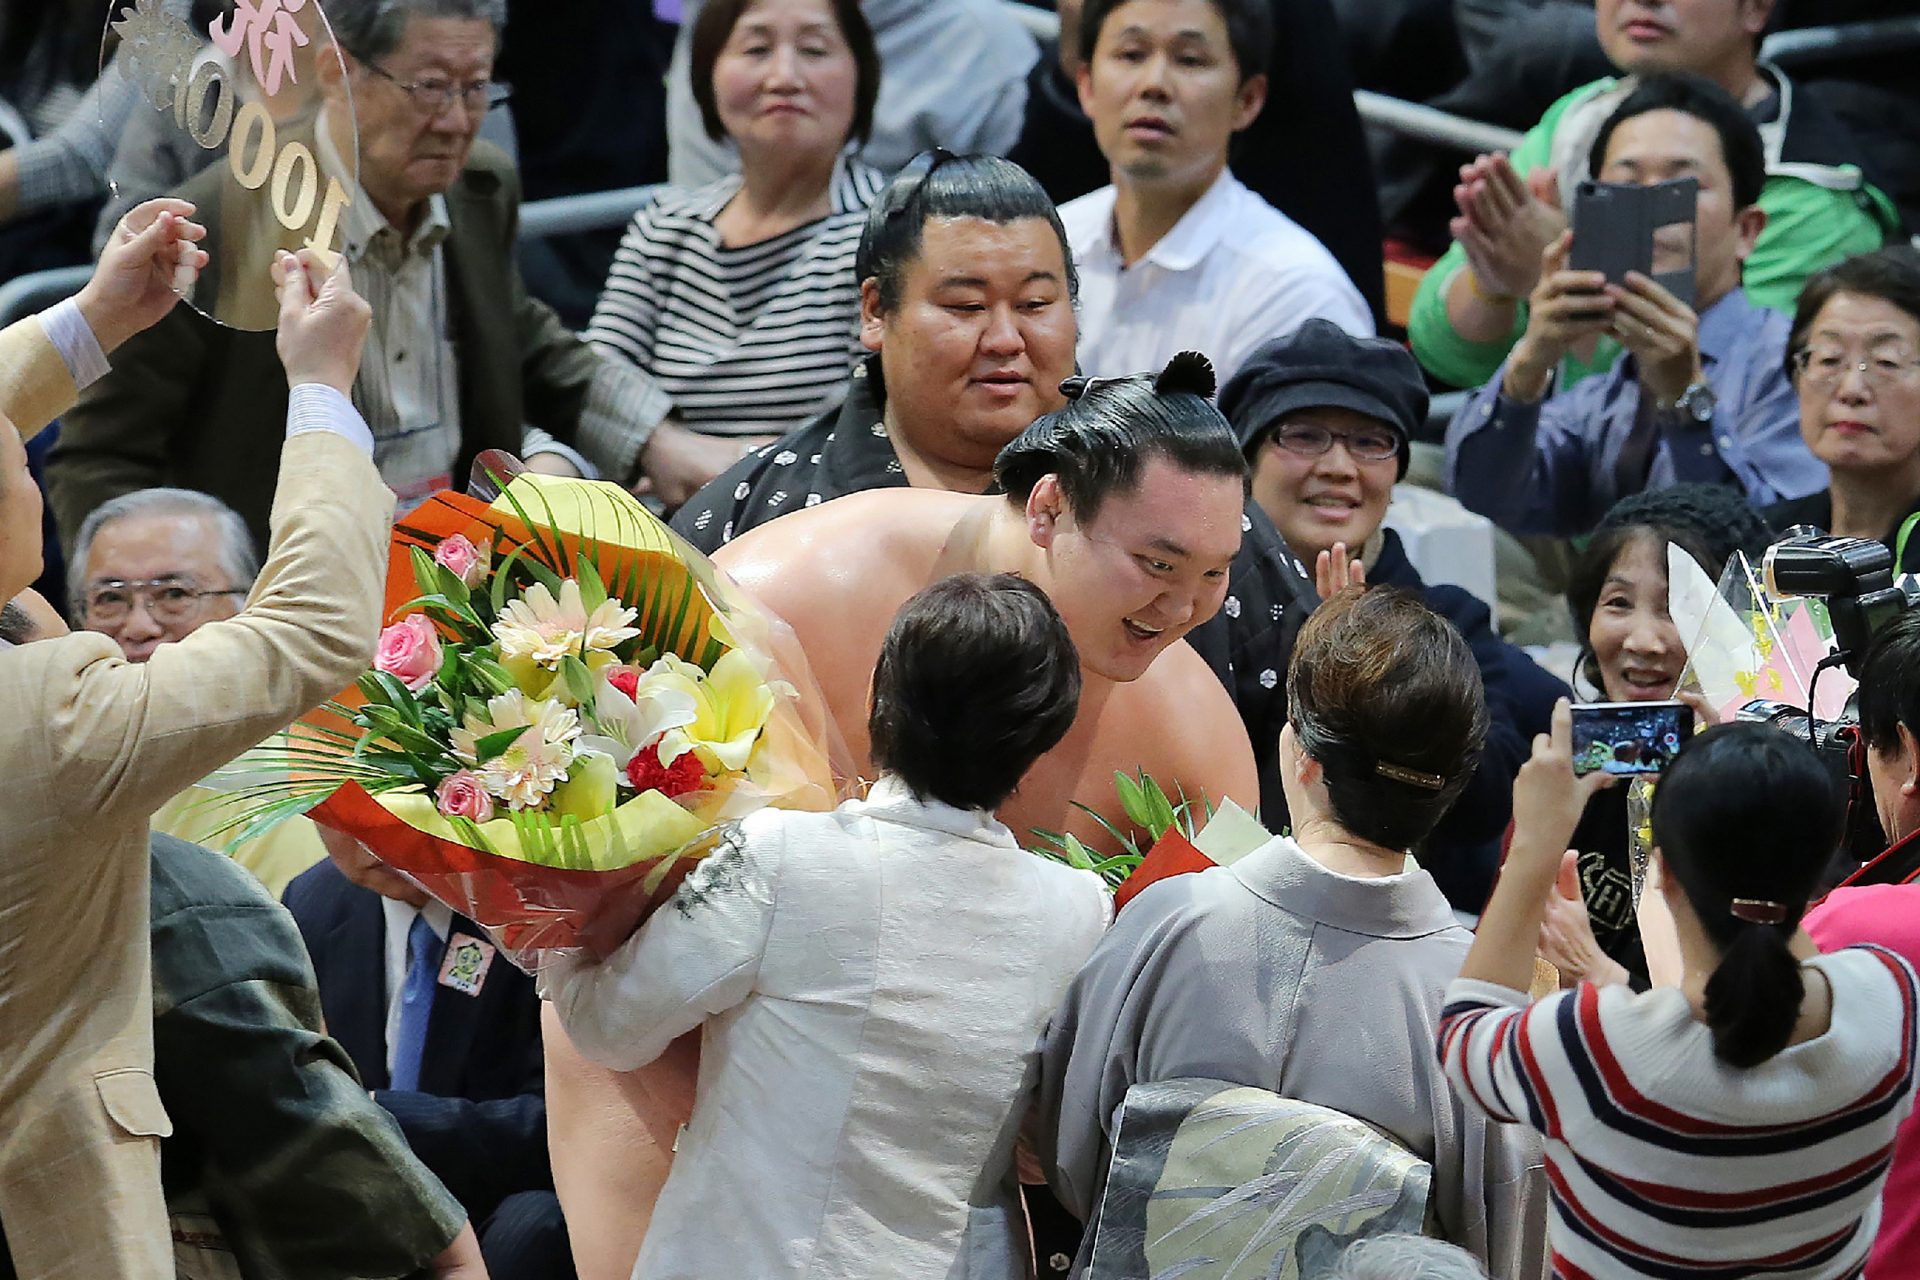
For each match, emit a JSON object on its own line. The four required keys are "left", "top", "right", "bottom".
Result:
{"left": 0, "top": 314, "right": 79, "bottom": 442}
{"left": 20, "top": 430, "right": 392, "bottom": 829}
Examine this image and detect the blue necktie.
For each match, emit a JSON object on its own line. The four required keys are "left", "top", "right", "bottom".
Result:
{"left": 390, "top": 914, "right": 440, "bottom": 1091}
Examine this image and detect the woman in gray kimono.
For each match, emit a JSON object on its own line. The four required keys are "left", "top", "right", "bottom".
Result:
{"left": 1035, "top": 585, "right": 1548, "bottom": 1278}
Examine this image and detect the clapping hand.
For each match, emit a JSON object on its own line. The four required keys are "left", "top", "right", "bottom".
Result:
{"left": 1314, "top": 542, "right": 1366, "bottom": 599}
{"left": 1452, "top": 153, "right": 1566, "bottom": 302}
{"left": 1538, "top": 849, "right": 1632, "bottom": 988}
{"left": 1608, "top": 271, "right": 1702, "bottom": 408}
{"left": 73, "top": 198, "right": 209, "bottom": 353}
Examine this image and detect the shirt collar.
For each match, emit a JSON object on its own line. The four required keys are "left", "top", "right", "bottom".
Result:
{"left": 1095, "top": 168, "right": 1242, "bottom": 273}
{"left": 381, "top": 894, "right": 453, "bottom": 943}
{"left": 1229, "top": 834, "right": 1461, "bottom": 939}
{"left": 819, "top": 360, "right": 911, "bottom": 494}
{"left": 323, "top": 127, "right": 453, "bottom": 264}
{"left": 350, "top": 192, "right": 451, "bottom": 265}
{"left": 844, "top": 774, "right": 1020, "bottom": 849}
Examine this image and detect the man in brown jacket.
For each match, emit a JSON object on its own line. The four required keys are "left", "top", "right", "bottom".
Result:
{"left": 45, "top": 0, "right": 676, "bottom": 553}
{"left": 0, "top": 208, "right": 478, "bottom": 1278}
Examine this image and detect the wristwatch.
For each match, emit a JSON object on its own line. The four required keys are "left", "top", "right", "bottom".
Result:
{"left": 1659, "top": 380, "right": 1717, "bottom": 424}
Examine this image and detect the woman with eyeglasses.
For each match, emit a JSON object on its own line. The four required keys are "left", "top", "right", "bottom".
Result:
{"left": 583, "top": 0, "right": 886, "bottom": 509}
{"left": 1218, "top": 320, "right": 1568, "bottom": 910}
{"left": 1766, "top": 247, "right": 1920, "bottom": 572}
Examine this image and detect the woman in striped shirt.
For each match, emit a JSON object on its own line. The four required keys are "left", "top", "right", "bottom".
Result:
{"left": 1440, "top": 710, "right": 1920, "bottom": 1278}
{"left": 584, "top": 0, "right": 886, "bottom": 507}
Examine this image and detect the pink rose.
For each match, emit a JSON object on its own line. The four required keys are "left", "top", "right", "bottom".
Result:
{"left": 375, "top": 614, "right": 442, "bottom": 692}
{"left": 433, "top": 534, "right": 488, "bottom": 587}
{"left": 435, "top": 770, "right": 495, "bottom": 822}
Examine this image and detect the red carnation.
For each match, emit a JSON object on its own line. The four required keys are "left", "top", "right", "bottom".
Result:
{"left": 607, "top": 667, "right": 641, "bottom": 700}
{"left": 626, "top": 740, "right": 707, "bottom": 799}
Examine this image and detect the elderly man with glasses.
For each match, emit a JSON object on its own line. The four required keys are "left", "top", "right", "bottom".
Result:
{"left": 62, "top": 489, "right": 336, "bottom": 899}
{"left": 68, "top": 489, "right": 257, "bottom": 664}
{"left": 49, "top": 0, "right": 667, "bottom": 556}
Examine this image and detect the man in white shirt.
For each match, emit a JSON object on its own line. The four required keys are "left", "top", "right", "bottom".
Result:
{"left": 1060, "top": 0, "right": 1374, "bottom": 381}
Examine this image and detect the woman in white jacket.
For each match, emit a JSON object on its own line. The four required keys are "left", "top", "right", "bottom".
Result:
{"left": 542, "top": 572, "right": 1111, "bottom": 1280}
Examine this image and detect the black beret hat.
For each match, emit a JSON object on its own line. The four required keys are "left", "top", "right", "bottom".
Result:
{"left": 1217, "top": 320, "right": 1429, "bottom": 480}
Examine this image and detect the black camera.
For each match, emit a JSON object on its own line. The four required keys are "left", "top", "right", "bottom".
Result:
{"left": 1735, "top": 533, "right": 1920, "bottom": 881}
{"left": 1762, "top": 534, "right": 1919, "bottom": 678}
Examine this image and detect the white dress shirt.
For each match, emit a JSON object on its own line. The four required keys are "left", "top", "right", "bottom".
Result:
{"left": 543, "top": 777, "right": 1112, "bottom": 1280}
{"left": 379, "top": 896, "right": 454, "bottom": 1079}
{"left": 1061, "top": 170, "right": 1374, "bottom": 382}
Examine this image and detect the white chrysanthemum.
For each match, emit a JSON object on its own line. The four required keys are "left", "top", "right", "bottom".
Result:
{"left": 450, "top": 689, "right": 581, "bottom": 761}
{"left": 448, "top": 689, "right": 582, "bottom": 810}
{"left": 492, "top": 579, "right": 640, "bottom": 669}
{"left": 475, "top": 734, "right": 576, "bottom": 809}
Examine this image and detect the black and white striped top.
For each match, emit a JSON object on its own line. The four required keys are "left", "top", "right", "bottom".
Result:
{"left": 584, "top": 159, "right": 887, "bottom": 438}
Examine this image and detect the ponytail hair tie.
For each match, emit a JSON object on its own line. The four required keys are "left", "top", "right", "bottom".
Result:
{"left": 1730, "top": 898, "right": 1790, "bottom": 925}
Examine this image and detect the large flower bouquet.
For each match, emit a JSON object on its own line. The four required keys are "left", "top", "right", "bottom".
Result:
{"left": 224, "top": 469, "right": 839, "bottom": 970}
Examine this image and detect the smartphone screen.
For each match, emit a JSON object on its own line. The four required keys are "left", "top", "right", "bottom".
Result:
{"left": 1570, "top": 701, "right": 1694, "bottom": 776}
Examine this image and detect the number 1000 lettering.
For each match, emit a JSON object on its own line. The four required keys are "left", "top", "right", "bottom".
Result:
{"left": 175, "top": 60, "right": 352, "bottom": 255}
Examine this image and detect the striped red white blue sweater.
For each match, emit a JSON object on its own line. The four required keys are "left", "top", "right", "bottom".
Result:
{"left": 1437, "top": 946, "right": 1919, "bottom": 1278}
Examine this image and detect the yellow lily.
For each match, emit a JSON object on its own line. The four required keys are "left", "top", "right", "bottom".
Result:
{"left": 646, "top": 651, "right": 778, "bottom": 773}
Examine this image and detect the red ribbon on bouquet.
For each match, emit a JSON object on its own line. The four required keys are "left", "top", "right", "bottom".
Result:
{"left": 1114, "top": 828, "right": 1216, "bottom": 912}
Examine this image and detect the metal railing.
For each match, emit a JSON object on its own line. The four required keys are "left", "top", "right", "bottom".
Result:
{"left": 0, "top": 265, "right": 90, "bottom": 333}
{"left": 0, "top": 185, "right": 663, "bottom": 333}
{"left": 1006, "top": 1, "right": 1057, "bottom": 43}
{"left": 1354, "top": 91, "right": 1523, "bottom": 155}
{"left": 520, "top": 184, "right": 658, "bottom": 240}
{"left": 1761, "top": 16, "right": 1920, "bottom": 68}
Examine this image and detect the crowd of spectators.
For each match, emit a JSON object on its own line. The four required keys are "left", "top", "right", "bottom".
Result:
{"left": 6, "top": 0, "right": 1920, "bottom": 1276}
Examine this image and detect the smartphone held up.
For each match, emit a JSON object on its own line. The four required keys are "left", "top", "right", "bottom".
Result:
{"left": 1569, "top": 177, "right": 1699, "bottom": 309}
{"left": 1571, "top": 700, "right": 1695, "bottom": 777}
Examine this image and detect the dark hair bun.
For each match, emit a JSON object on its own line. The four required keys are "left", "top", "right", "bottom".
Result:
{"left": 1154, "top": 351, "right": 1217, "bottom": 401}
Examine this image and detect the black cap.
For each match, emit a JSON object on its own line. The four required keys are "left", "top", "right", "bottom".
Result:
{"left": 1217, "top": 319, "right": 1429, "bottom": 480}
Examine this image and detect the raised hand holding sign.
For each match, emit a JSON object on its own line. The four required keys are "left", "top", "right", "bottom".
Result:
{"left": 102, "top": 0, "right": 359, "bottom": 330}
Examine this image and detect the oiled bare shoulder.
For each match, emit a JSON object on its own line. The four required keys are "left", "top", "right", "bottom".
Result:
{"left": 714, "top": 489, "right": 970, "bottom": 616}
{"left": 1136, "top": 639, "right": 1264, "bottom": 815}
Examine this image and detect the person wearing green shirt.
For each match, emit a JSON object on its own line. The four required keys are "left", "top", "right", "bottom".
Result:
{"left": 1409, "top": 0, "right": 1899, "bottom": 392}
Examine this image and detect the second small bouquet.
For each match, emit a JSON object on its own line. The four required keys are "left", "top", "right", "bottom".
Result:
{"left": 223, "top": 471, "right": 839, "bottom": 970}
